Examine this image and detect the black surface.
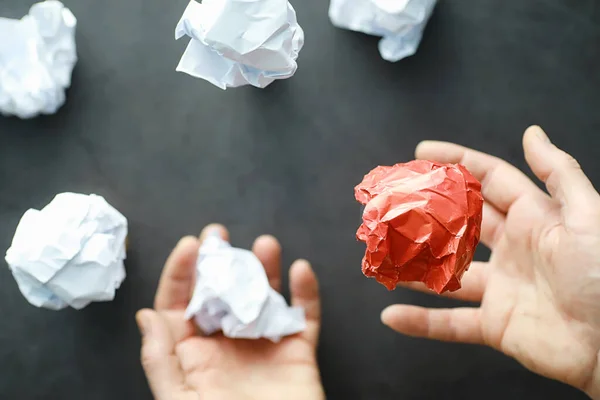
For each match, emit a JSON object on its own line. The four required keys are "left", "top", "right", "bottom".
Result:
{"left": 1, "top": 0, "right": 599, "bottom": 399}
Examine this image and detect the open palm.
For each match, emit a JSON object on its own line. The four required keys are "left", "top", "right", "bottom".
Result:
{"left": 382, "top": 126, "right": 600, "bottom": 399}
{"left": 136, "top": 225, "right": 325, "bottom": 400}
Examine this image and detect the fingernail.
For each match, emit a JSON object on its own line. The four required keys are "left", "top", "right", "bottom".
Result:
{"left": 535, "top": 127, "right": 551, "bottom": 143}
{"left": 202, "top": 224, "right": 223, "bottom": 238}
{"left": 380, "top": 307, "right": 391, "bottom": 325}
{"left": 293, "top": 258, "right": 310, "bottom": 268}
{"left": 136, "top": 311, "right": 150, "bottom": 336}
{"left": 206, "top": 228, "right": 221, "bottom": 237}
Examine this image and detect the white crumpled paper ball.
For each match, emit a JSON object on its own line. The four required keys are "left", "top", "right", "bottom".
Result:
{"left": 0, "top": 0, "right": 77, "bottom": 119}
{"left": 185, "top": 233, "right": 306, "bottom": 342}
{"left": 5, "top": 193, "right": 128, "bottom": 310}
{"left": 175, "top": 0, "right": 304, "bottom": 89}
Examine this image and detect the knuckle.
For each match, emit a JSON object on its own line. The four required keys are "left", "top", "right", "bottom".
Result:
{"left": 479, "top": 162, "right": 501, "bottom": 194}
{"left": 559, "top": 150, "right": 582, "bottom": 171}
{"left": 140, "top": 348, "right": 157, "bottom": 370}
{"left": 545, "top": 171, "right": 559, "bottom": 193}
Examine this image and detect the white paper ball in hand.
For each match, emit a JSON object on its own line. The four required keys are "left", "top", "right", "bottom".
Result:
{"left": 185, "top": 233, "right": 306, "bottom": 342}
{"left": 5, "top": 193, "right": 128, "bottom": 310}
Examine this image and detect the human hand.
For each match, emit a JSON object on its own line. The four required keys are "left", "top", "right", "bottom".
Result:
{"left": 381, "top": 126, "right": 600, "bottom": 398}
{"left": 136, "top": 225, "right": 324, "bottom": 400}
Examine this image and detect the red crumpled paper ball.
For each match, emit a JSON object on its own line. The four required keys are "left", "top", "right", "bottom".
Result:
{"left": 354, "top": 160, "right": 483, "bottom": 294}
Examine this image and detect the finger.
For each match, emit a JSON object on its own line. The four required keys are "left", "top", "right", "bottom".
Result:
{"left": 415, "top": 140, "right": 548, "bottom": 213}
{"left": 159, "top": 224, "right": 229, "bottom": 310}
{"left": 481, "top": 201, "right": 505, "bottom": 249}
{"left": 252, "top": 235, "right": 282, "bottom": 292}
{"left": 396, "top": 261, "right": 489, "bottom": 302}
{"left": 381, "top": 305, "right": 483, "bottom": 344}
{"left": 160, "top": 310, "right": 198, "bottom": 343}
{"left": 137, "top": 309, "right": 186, "bottom": 400}
{"left": 523, "top": 125, "right": 600, "bottom": 219}
{"left": 155, "top": 236, "right": 201, "bottom": 310}
{"left": 290, "top": 259, "right": 321, "bottom": 346}
{"left": 199, "top": 223, "right": 230, "bottom": 244}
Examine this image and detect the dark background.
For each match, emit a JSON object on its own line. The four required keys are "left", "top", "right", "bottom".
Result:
{"left": 1, "top": 0, "right": 598, "bottom": 399}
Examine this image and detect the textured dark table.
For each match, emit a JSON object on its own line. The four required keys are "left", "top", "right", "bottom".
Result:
{"left": 1, "top": 0, "right": 599, "bottom": 399}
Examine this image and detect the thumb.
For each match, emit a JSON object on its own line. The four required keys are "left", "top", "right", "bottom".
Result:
{"left": 137, "top": 309, "right": 186, "bottom": 400}
{"left": 523, "top": 125, "right": 600, "bottom": 221}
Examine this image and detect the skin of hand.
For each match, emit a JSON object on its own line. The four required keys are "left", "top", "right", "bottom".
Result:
{"left": 136, "top": 225, "right": 325, "bottom": 400}
{"left": 381, "top": 125, "right": 600, "bottom": 399}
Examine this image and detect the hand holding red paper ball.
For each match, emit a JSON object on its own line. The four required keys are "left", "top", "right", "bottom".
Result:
{"left": 355, "top": 160, "right": 484, "bottom": 294}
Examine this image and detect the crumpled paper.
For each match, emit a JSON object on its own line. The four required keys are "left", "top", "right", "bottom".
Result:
{"left": 185, "top": 233, "right": 306, "bottom": 342}
{"left": 5, "top": 193, "right": 128, "bottom": 310}
{"left": 0, "top": 1, "right": 77, "bottom": 119}
{"left": 175, "top": 0, "right": 304, "bottom": 89}
{"left": 329, "top": 0, "right": 436, "bottom": 62}
{"left": 355, "top": 160, "right": 483, "bottom": 294}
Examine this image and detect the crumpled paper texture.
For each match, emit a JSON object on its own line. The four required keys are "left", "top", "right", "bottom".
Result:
{"left": 329, "top": 0, "right": 436, "bottom": 62}
{"left": 185, "top": 233, "right": 306, "bottom": 342}
{"left": 355, "top": 160, "right": 483, "bottom": 293}
{"left": 5, "top": 193, "right": 128, "bottom": 310}
{"left": 0, "top": 1, "right": 77, "bottom": 119}
{"left": 175, "top": 0, "right": 304, "bottom": 89}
